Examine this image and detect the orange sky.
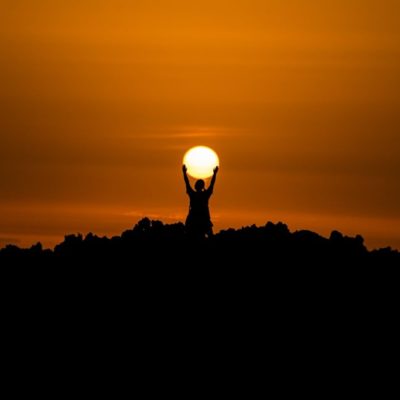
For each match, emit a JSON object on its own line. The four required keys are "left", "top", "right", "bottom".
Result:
{"left": 1, "top": 0, "right": 399, "bottom": 250}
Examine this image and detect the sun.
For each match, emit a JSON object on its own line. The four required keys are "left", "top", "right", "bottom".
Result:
{"left": 183, "top": 146, "right": 219, "bottom": 179}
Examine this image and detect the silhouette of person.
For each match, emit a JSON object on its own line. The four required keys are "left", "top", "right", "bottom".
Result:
{"left": 183, "top": 164, "right": 219, "bottom": 239}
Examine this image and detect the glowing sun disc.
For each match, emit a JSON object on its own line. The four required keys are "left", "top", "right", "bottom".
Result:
{"left": 183, "top": 146, "right": 219, "bottom": 179}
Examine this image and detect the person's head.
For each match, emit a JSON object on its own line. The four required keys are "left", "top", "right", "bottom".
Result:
{"left": 195, "top": 179, "right": 205, "bottom": 191}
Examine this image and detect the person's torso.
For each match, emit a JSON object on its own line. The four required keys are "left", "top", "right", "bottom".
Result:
{"left": 189, "top": 191, "right": 210, "bottom": 217}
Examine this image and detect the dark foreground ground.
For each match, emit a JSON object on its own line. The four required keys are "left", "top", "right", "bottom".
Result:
{"left": 1, "top": 217, "right": 398, "bottom": 267}
{"left": 1, "top": 218, "right": 398, "bottom": 363}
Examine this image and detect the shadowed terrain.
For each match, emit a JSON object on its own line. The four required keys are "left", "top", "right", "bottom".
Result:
{"left": 1, "top": 217, "right": 398, "bottom": 356}
{"left": 1, "top": 218, "right": 398, "bottom": 266}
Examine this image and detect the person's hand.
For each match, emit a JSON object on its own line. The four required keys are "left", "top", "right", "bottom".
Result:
{"left": 213, "top": 166, "right": 219, "bottom": 174}
{"left": 182, "top": 164, "right": 187, "bottom": 173}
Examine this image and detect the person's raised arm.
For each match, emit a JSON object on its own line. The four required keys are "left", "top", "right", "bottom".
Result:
{"left": 207, "top": 166, "right": 219, "bottom": 195}
{"left": 182, "top": 164, "right": 193, "bottom": 194}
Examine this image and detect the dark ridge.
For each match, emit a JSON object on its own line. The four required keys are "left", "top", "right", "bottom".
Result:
{"left": 0, "top": 217, "right": 398, "bottom": 266}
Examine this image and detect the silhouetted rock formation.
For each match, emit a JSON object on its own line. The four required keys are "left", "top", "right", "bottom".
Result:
{"left": 0, "top": 218, "right": 399, "bottom": 266}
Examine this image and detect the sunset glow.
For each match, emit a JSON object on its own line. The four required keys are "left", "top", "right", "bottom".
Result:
{"left": 183, "top": 146, "right": 219, "bottom": 179}
{"left": 0, "top": 1, "right": 399, "bottom": 250}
